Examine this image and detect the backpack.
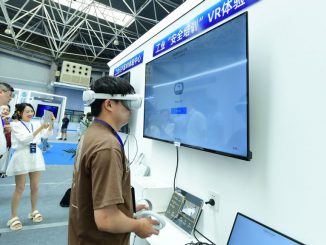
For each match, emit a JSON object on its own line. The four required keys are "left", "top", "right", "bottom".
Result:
{"left": 59, "top": 188, "right": 71, "bottom": 207}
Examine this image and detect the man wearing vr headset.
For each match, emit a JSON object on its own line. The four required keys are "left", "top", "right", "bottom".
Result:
{"left": 68, "top": 76, "right": 159, "bottom": 245}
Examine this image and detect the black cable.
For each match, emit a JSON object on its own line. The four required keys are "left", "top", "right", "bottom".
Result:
{"left": 123, "top": 133, "right": 129, "bottom": 145}
{"left": 128, "top": 133, "right": 130, "bottom": 167}
{"left": 193, "top": 210, "right": 202, "bottom": 243}
{"left": 123, "top": 133, "right": 139, "bottom": 166}
{"left": 128, "top": 134, "right": 138, "bottom": 165}
{"left": 122, "top": 132, "right": 130, "bottom": 166}
{"left": 184, "top": 241, "right": 211, "bottom": 245}
{"left": 193, "top": 228, "right": 200, "bottom": 243}
{"left": 194, "top": 229, "right": 215, "bottom": 245}
{"left": 173, "top": 146, "right": 179, "bottom": 191}
{"left": 191, "top": 210, "right": 215, "bottom": 245}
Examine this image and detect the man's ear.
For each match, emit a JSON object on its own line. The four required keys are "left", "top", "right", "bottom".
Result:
{"left": 103, "top": 99, "right": 114, "bottom": 112}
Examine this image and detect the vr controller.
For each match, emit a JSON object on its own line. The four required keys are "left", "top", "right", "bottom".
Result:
{"left": 133, "top": 199, "right": 166, "bottom": 230}
{"left": 134, "top": 210, "right": 166, "bottom": 230}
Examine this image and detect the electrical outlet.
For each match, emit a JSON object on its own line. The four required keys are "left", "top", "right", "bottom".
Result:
{"left": 208, "top": 190, "right": 220, "bottom": 212}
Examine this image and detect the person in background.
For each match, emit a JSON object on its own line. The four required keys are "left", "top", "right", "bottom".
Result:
{"left": 0, "top": 83, "right": 14, "bottom": 175}
{"left": 6, "top": 103, "right": 54, "bottom": 231}
{"left": 11, "top": 111, "right": 18, "bottom": 122}
{"left": 0, "top": 104, "right": 12, "bottom": 177}
{"left": 0, "top": 82, "right": 13, "bottom": 237}
{"left": 2, "top": 104, "right": 12, "bottom": 141}
{"left": 59, "top": 113, "right": 69, "bottom": 140}
{"left": 41, "top": 135, "right": 51, "bottom": 152}
{"left": 78, "top": 112, "right": 93, "bottom": 140}
{"left": 68, "top": 76, "right": 159, "bottom": 245}
{"left": 76, "top": 114, "right": 85, "bottom": 140}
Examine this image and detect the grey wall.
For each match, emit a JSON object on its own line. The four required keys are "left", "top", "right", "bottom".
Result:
{"left": 0, "top": 50, "right": 108, "bottom": 111}
{"left": 0, "top": 51, "right": 51, "bottom": 92}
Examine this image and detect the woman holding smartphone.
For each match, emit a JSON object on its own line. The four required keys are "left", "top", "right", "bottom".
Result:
{"left": 6, "top": 103, "right": 54, "bottom": 231}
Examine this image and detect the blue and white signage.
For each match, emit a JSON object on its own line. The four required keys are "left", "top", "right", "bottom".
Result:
{"left": 153, "top": 0, "right": 260, "bottom": 57}
{"left": 114, "top": 51, "right": 144, "bottom": 76}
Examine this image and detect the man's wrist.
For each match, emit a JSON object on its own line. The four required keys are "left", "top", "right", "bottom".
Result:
{"left": 131, "top": 218, "right": 142, "bottom": 234}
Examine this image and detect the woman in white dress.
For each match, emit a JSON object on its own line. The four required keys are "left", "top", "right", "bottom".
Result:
{"left": 6, "top": 103, "right": 54, "bottom": 231}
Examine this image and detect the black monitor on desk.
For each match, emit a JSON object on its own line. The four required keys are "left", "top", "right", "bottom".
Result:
{"left": 227, "top": 213, "right": 305, "bottom": 245}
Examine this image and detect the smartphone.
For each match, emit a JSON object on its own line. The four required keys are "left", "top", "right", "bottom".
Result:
{"left": 43, "top": 110, "right": 53, "bottom": 125}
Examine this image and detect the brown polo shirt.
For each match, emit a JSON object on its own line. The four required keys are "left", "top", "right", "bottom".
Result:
{"left": 68, "top": 122, "right": 133, "bottom": 245}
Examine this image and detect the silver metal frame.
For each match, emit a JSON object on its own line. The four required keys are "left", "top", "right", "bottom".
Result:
{"left": 0, "top": 0, "right": 185, "bottom": 64}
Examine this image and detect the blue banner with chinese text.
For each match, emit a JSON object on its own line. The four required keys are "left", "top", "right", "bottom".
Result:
{"left": 153, "top": 0, "right": 260, "bottom": 57}
{"left": 114, "top": 51, "right": 144, "bottom": 76}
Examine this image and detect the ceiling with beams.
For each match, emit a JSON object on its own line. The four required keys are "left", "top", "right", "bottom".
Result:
{"left": 0, "top": 0, "right": 185, "bottom": 68}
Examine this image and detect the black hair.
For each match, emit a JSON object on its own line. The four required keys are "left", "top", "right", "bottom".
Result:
{"left": 11, "top": 113, "right": 18, "bottom": 120}
{"left": 90, "top": 76, "right": 135, "bottom": 116}
{"left": 0, "top": 82, "right": 14, "bottom": 92}
{"left": 14, "top": 103, "right": 35, "bottom": 120}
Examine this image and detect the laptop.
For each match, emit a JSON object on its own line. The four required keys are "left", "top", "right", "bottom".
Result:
{"left": 227, "top": 213, "right": 305, "bottom": 245}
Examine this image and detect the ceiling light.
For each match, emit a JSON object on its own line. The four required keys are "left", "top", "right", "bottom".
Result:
{"left": 113, "top": 39, "right": 119, "bottom": 46}
{"left": 4, "top": 28, "right": 12, "bottom": 35}
{"left": 52, "top": 0, "right": 134, "bottom": 27}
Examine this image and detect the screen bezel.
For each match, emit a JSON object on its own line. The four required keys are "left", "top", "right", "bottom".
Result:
{"left": 143, "top": 12, "right": 251, "bottom": 161}
{"left": 117, "top": 71, "right": 131, "bottom": 134}
{"left": 227, "top": 212, "right": 305, "bottom": 245}
{"left": 118, "top": 71, "right": 131, "bottom": 82}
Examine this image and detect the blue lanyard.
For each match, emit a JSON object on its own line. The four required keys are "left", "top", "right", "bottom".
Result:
{"left": 20, "top": 120, "right": 34, "bottom": 133}
{"left": 1, "top": 118, "right": 4, "bottom": 127}
{"left": 94, "top": 119, "right": 124, "bottom": 150}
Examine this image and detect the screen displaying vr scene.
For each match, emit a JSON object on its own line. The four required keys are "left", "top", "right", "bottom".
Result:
{"left": 144, "top": 13, "right": 250, "bottom": 159}
{"left": 35, "top": 104, "right": 59, "bottom": 118}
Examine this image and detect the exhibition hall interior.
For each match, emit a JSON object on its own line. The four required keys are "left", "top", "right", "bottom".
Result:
{"left": 0, "top": 0, "right": 325, "bottom": 244}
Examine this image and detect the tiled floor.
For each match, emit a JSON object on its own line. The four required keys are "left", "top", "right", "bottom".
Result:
{"left": 0, "top": 165, "right": 73, "bottom": 245}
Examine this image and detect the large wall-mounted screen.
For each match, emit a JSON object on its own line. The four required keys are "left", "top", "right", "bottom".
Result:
{"left": 144, "top": 13, "right": 251, "bottom": 160}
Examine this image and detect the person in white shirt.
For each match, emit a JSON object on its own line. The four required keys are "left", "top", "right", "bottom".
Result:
{"left": 0, "top": 82, "right": 13, "bottom": 237}
{"left": 0, "top": 104, "right": 12, "bottom": 177}
{"left": 78, "top": 112, "right": 93, "bottom": 140}
{"left": 6, "top": 103, "right": 54, "bottom": 231}
{"left": 0, "top": 82, "right": 14, "bottom": 159}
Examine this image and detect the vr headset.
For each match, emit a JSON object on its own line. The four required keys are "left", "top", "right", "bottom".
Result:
{"left": 82, "top": 89, "right": 142, "bottom": 111}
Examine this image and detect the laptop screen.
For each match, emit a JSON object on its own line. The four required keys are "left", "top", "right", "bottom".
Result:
{"left": 227, "top": 213, "right": 305, "bottom": 245}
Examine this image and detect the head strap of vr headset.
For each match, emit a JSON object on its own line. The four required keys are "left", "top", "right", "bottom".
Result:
{"left": 83, "top": 89, "right": 142, "bottom": 107}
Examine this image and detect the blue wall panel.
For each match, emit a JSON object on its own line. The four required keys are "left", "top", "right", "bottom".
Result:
{"left": 54, "top": 87, "right": 84, "bottom": 111}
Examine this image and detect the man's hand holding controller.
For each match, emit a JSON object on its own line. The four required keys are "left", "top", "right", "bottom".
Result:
{"left": 134, "top": 203, "right": 166, "bottom": 238}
